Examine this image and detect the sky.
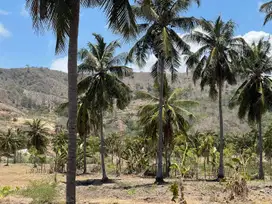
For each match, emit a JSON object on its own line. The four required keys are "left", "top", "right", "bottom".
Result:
{"left": 0, "top": 0, "right": 272, "bottom": 73}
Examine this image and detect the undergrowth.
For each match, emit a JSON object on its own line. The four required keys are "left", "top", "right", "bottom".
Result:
{"left": 19, "top": 180, "right": 58, "bottom": 204}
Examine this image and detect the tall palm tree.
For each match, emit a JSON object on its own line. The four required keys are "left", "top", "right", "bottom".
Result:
{"left": 128, "top": 0, "right": 200, "bottom": 183}
{"left": 229, "top": 39, "right": 272, "bottom": 179}
{"left": 185, "top": 16, "right": 245, "bottom": 179}
{"left": 138, "top": 77, "right": 197, "bottom": 177}
{"left": 260, "top": 1, "right": 272, "bottom": 25}
{"left": 26, "top": 0, "right": 137, "bottom": 202}
{"left": 78, "top": 34, "right": 132, "bottom": 181}
{"left": 0, "top": 129, "right": 23, "bottom": 166}
{"left": 25, "top": 119, "right": 49, "bottom": 155}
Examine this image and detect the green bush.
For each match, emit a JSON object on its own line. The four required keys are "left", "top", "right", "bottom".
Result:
{"left": 0, "top": 186, "right": 20, "bottom": 198}
{"left": 20, "top": 181, "right": 57, "bottom": 204}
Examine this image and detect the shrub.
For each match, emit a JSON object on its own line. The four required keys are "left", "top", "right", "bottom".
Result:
{"left": 0, "top": 186, "right": 20, "bottom": 198}
{"left": 20, "top": 181, "right": 57, "bottom": 204}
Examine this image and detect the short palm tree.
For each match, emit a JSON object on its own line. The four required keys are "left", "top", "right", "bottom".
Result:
{"left": 25, "top": 119, "right": 49, "bottom": 155}
{"left": 128, "top": 0, "right": 200, "bottom": 183}
{"left": 0, "top": 129, "right": 23, "bottom": 166}
{"left": 78, "top": 34, "right": 132, "bottom": 181}
{"left": 229, "top": 39, "right": 272, "bottom": 179}
{"left": 185, "top": 16, "right": 245, "bottom": 179}
{"left": 260, "top": 1, "right": 272, "bottom": 25}
{"left": 138, "top": 77, "right": 197, "bottom": 177}
{"left": 77, "top": 97, "right": 99, "bottom": 174}
{"left": 52, "top": 130, "right": 68, "bottom": 173}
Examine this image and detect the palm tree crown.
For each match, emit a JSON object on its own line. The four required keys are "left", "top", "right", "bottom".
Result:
{"left": 229, "top": 39, "right": 272, "bottom": 122}
{"left": 78, "top": 33, "right": 132, "bottom": 110}
{"left": 25, "top": 119, "right": 50, "bottom": 154}
{"left": 260, "top": 1, "right": 272, "bottom": 25}
{"left": 138, "top": 77, "right": 197, "bottom": 140}
{"left": 185, "top": 16, "right": 245, "bottom": 98}
{"left": 128, "top": 0, "right": 200, "bottom": 79}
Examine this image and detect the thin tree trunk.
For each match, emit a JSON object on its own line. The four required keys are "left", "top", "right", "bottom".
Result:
{"left": 204, "top": 157, "right": 206, "bottom": 180}
{"left": 156, "top": 56, "right": 164, "bottom": 184}
{"left": 13, "top": 149, "right": 17, "bottom": 164}
{"left": 165, "top": 144, "right": 168, "bottom": 177}
{"left": 196, "top": 157, "right": 199, "bottom": 180}
{"left": 217, "top": 84, "right": 225, "bottom": 179}
{"left": 83, "top": 133, "right": 87, "bottom": 174}
{"left": 100, "top": 109, "right": 108, "bottom": 182}
{"left": 66, "top": 1, "right": 80, "bottom": 203}
{"left": 6, "top": 157, "right": 9, "bottom": 166}
{"left": 258, "top": 118, "right": 264, "bottom": 179}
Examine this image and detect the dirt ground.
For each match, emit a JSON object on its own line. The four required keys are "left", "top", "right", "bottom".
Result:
{"left": 1, "top": 164, "right": 272, "bottom": 204}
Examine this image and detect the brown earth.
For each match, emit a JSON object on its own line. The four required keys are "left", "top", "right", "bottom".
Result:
{"left": 0, "top": 164, "right": 272, "bottom": 204}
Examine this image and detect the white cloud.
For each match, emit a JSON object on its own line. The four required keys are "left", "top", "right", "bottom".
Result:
{"left": 50, "top": 56, "right": 68, "bottom": 73}
{"left": 240, "top": 31, "right": 272, "bottom": 44}
{"left": 0, "top": 9, "right": 10, "bottom": 15}
{"left": 20, "top": 5, "right": 29, "bottom": 17}
{"left": 0, "top": 23, "right": 11, "bottom": 38}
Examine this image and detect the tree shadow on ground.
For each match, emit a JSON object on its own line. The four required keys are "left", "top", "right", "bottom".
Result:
{"left": 183, "top": 178, "right": 218, "bottom": 182}
{"left": 113, "top": 181, "right": 171, "bottom": 190}
{"left": 75, "top": 178, "right": 120, "bottom": 186}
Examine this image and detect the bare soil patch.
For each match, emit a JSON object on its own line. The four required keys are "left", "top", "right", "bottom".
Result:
{"left": 1, "top": 164, "right": 272, "bottom": 203}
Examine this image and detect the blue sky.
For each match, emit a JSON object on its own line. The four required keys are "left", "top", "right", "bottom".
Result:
{"left": 0, "top": 0, "right": 271, "bottom": 72}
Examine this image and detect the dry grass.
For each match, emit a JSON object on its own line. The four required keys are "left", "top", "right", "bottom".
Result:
{"left": 1, "top": 164, "right": 272, "bottom": 204}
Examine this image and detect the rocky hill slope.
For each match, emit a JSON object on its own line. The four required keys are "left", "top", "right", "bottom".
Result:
{"left": 0, "top": 67, "right": 268, "bottom": 134}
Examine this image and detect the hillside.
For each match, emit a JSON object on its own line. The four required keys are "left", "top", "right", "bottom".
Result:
{"left": 0, "top": 67, "right": 268, "bottom": 134}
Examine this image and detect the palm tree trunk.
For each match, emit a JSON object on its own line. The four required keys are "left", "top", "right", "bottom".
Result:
{"left": 66, "top": 1, "right": 80, "bottom": 203}
{"left": 217, "top": 84, "right": 225, "bottom": 179}
{"left": 258, "top": 118, "right": 264, "bottom": 179}
{"left": 156, "top": 56, "right": 164, "bottom": 184}
{"left": 83, "top": 133, "right": 87, "bottom": 174}
{"left": 100, "top": 109, "right": 108, "bottom": 182}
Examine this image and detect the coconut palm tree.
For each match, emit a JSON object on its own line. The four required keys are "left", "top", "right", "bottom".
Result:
{"left": 25, "top": 119, "right": 49, "bottom": 155}
{"left": 78, "top": 34, "right": 132, "bottom": 181}
{"left": 184, "top": 16, "right": 245, "bottom": 179}
{"left": 138, "top": 77, "right": 197, "bottom": 177}
{"left": 128, "top": 0, "right": 200, "bottom": 183}
{"left": 77, "top": 97, "right": 99, "bottom": 174}
{"left": 260, "top": 1, "right": 272, "bottom": 25}
{"left": 26, "top": 0, "right": 137, "bottom": 201}
{"left": 0, "top": 129, "right": 23, "bottom": 166}
{"left": 229, "top": 39, "right": 272, "bottom": 179}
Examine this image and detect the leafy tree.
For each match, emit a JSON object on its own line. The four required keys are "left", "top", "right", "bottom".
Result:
{"left": 26, "top": 0, "right": 136, "bottom": 201}
{"left": 0, "top": 129, "right": 23, "bottom": 166}
{"left": 128, "top": 0, "right": 200, "bottom": 183}
{"left": 138, "top": 77, "right": 197, "bottom": 176}
{"left": 229, "top": 39, "right": 272, "bottom": 179}
{"left": 25, "top": 119, "right": 49, "bottom": 156}
{"left": 185, "top": 16, "right": 245, "bottom": 179}
{"left": 78, "top": 34, "right": 132, "bottom": 181}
